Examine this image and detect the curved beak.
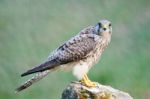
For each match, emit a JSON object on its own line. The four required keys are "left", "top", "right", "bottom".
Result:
{"left": 103, "top": 24, "right": 108, "bottom": 29}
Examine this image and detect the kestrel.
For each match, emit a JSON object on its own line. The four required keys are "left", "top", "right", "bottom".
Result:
{"left": 16, "top": 20, "right": 112, "bottom": 92}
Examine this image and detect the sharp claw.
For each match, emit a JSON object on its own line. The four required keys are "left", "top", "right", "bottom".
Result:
{"left": 80, "top": 74, "right": 98, "bottom": 87}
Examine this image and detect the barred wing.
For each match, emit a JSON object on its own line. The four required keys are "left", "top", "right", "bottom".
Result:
{"left": 21, "top": 29, "right": 97, "bottom": 76}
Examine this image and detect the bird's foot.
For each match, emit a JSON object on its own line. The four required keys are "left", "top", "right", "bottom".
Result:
{"left": 80, "top": 74, "right": 98, "bottom": 87}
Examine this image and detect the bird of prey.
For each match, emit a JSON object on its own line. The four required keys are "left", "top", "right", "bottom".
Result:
{"left": 16, "top": 20, "right": 112, "bottom": 92}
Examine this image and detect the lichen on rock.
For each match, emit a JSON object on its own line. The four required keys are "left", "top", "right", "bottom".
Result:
{"left": 61, "top": 81, "right": 133, "bottom": 99}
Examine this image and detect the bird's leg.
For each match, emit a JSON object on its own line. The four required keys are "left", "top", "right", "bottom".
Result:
{"left": 80, "top": 74, "right": 97, "bottom": 87}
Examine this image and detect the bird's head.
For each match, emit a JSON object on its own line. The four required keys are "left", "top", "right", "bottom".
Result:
{"left": 94, "top": 20, "right": 112, "bottom": 37}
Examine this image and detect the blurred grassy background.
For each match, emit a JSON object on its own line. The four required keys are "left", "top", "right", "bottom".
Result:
{"left": 0, "top": 0, "right": 150, "bottom": 99}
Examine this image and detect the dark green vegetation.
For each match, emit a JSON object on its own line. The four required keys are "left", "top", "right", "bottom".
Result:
{"left": 0, "top": 0, "right": 150, "bottom": 99}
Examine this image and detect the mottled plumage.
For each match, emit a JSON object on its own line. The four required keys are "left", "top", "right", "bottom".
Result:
{"left": 16, "top": 20, "right": 112, "bottom": 92}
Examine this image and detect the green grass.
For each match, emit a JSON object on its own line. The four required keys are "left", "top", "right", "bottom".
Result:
{"left": 0, "top": 0, "right": 150, "bottom": 99}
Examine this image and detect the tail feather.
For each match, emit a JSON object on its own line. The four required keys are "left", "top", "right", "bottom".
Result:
{"left": 15, "top": 70, "right": 50, "bottom": 92}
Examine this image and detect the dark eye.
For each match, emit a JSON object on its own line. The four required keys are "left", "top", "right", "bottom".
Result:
{"left": 109, "top": 23, "right": 111, "bottom": 27}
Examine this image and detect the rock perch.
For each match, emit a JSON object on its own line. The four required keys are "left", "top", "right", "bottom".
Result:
{"left": 61, "top": 81, "right": 133, "bottom": 99}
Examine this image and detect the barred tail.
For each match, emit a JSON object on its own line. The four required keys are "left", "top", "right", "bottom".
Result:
{"left": 15, "top": 70, "right": 50, "bottom": 92}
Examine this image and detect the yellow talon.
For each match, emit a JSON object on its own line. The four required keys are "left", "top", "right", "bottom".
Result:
{"left": 80, "top": 74, "right": 97, "bottom": 87}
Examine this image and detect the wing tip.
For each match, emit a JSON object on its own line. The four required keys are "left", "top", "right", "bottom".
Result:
{"left": 21, "top": 72, "right": 28, "bottom": 77}
{"left": 21, "top": 71, "right": 36, "bottom": 77}
{"left": 21, "top": 69, "right": 37, "bottom": 77}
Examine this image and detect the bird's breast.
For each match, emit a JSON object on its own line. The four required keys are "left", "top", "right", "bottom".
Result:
{"left": 86, "top": 39, "right": 109, "bottom": 68}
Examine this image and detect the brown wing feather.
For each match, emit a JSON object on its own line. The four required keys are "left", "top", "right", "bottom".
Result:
{"left": 57, "top": 35, "right": 96, "bottom": 62}
{"left": 21, "top": 26, "right": 97, "bottom": 76}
